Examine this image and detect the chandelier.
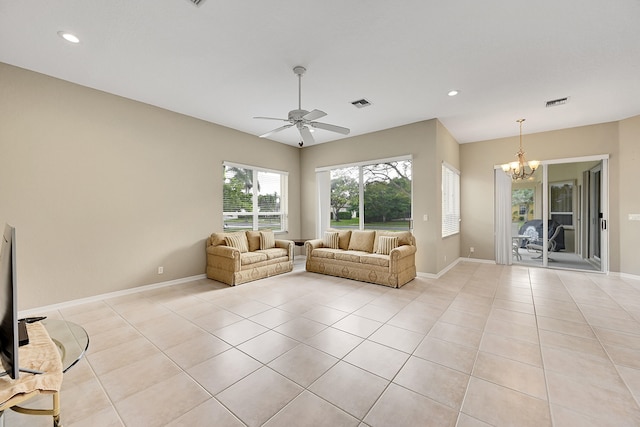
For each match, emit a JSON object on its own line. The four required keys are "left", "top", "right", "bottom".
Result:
{"left": 501, "top": 118, "right": 540, "bottom": 181}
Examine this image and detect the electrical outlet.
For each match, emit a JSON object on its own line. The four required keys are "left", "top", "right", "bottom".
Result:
{"left": 470, "top": 247, "right": 475, "bottom": 253}
{"left": 158, "top": 266, "right": 163, "bottom": 274}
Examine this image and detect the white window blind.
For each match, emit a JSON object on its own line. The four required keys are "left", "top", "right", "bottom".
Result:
{"left": 442, "top": 162, "right": 460, "bottom": 237}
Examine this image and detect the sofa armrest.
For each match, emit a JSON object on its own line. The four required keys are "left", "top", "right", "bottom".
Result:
{"left": 389, "top": 244, "right": 416, "bottom": 273}
{"left": 206, "top": 245, "right": 241, "bottom": 272}
{"left": 207, "top": 245, "right": 240, "bottom": 259}
{"left": 304, "top": 239, "right": 323, "bottom": 257}
{"left": 275, "top": 239, "right": 294, "bottom": 260}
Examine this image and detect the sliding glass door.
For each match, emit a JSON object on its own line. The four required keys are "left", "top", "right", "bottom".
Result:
{"left": 501, "top": 155, "right": 609, "bottom": 272}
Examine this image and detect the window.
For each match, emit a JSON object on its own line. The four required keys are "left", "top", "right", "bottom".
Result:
{"left": 442, "top": 162, "right": 460, "bottom": 237}
{"left": 330, "top": 166, "right": 359, "bottom": 228}
{"left": 223, "top": 162, "right": 288, "bottom": 232}
{"left": 362, "top": 161, "right": 412, "bottom": 230}
{"left": 322, "top": 156, "right": 412, "bottom": 231}
{"left": 511, "top": 187, "right": 535, "bottom": 226}
{"left": 550, "top": 181, "right": 574, "bottom": 227}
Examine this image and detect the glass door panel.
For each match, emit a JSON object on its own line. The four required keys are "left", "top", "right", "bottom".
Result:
{"left": 511, "top": 158, "right": 608, "bottom": 272}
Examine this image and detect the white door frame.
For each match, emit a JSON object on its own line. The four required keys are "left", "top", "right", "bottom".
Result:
{"left": 542, "top": 155, "right": 609, "bottom": 272}
{"left": 495, "top": 154, "right": 609, "bottom": 273}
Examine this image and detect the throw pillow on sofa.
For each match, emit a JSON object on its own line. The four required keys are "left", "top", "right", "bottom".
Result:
{"left": 225, "top": 233, "right": 249, "bottom": 253}
{"left": 326, "top": 228, "right": 352, "bottom": 250}
{"left": 246, "top": 231, "right": 261, "bottom": 252}
{"left": 376, "top": 236, "right": 399, "bottom": 255}
{"left": 323, "top": 231, "right": 340, "bottom": 249}
{"left": 372, "top": 230, "right": 413, "bottom": 253}
{"left": 348, "top": 230, "right": 376, "bottom": 252}
{"left": 260, "top": 230, "right": 276, "bottom": 249}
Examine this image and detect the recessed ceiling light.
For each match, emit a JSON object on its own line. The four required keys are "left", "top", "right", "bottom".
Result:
{"left": 58, "top": 31, "right": 80, "bottom": 44}
{"left": 448, "top": 90, "right": 459, "bottom": 97}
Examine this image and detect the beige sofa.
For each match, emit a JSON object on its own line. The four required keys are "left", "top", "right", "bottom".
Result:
{"left": 206, "top": 230, "right": 294, "bottom": 286}
{"left": 305, "top": 229, "right": 416, "bottom": 288}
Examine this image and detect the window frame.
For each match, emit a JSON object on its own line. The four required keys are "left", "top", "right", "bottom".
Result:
{"left": 222, "top": 161, "right": 288, "bottom": 232}
{"left": 549, "top": 180, "right": 575, "bottom": 229}
{"left": 317, "top": 155, "right": 413, "bottom": 232}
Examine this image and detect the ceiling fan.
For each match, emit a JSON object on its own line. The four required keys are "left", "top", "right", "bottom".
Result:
{"left": 254, "top": 66, "right": 350, "bottom": 147}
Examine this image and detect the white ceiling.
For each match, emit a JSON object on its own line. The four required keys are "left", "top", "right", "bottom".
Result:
{"left": 1, "top": 0, "right": 639, "bottom": 146}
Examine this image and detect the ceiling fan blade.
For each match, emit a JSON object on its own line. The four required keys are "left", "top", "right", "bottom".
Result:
{"left": 299, "top": 126, "right": 315, "bottom": 146}
{"left": 254, "top": 116, "right": 289, "bottom": 122}
{"left": 310, "top": 121, "right": 351, "bottom": 135}
{"left": 303, "top": 109, "right": 327, "bottom": 121}
{"left": 259, "top": 124, "right": 293, "bottom": 138}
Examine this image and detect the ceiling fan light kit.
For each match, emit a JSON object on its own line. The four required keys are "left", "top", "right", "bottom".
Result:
{"left": 254, "top": 66, "right": 350, "bottom": 147}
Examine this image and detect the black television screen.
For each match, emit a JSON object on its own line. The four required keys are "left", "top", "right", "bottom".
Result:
{"left": 0, "top": 223, "right": 20, "bottom": 379}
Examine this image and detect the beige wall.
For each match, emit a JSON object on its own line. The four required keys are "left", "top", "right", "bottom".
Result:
{"left": 0, "top": 63, "right": 301, "bottom": 309}
{"left": 299, "top": 119, "right": 460, "bottom": 275}
{"left": 619, "top": 115, "right": 640, "bottom": 276}
{"left": 460, "top": 121, "right": 629, "bottom": 273}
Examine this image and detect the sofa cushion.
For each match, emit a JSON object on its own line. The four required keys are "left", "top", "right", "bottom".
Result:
{"left": 260, "top": 230, "right": 276, "bottom": 249}
{"left": 360, "top": 254, "right": 391, "bottom": 267}
{"left": 225, "top": 232, "right": 249, "bottom": 253}
{"left": 376, "top": 236, "right": 398, "bottom": 255}
{"left": 246, "top": 231, "right": 261, "bottom": 252}
{"left": 348, "top": 230, "right": 376, "bottom": 253}
{"left": 323, "top": 231, "right": 340, "bottom": 249}
{"left": 334, "top": 250, "right": 366, "bottom": 263}
{"left": 311, "top": 248, "right": 336, "bottom": 259}
{"left": 327, "top": 228, "right": 352, "bottom": 250}
{"left": 373, "top": 230, "right": 413, "bottom": 253}
{"left": 240, "top": 251, "right": 268, "bottom": 265}
{"left": 255, "top": 247, "right": 287, "bottom": 260}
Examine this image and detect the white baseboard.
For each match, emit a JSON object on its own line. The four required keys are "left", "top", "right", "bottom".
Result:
{"left": 19, "top": 274, "right": 207, "bottom": 317}
{"left": 417, "top": 256, "right": 494, "bottom": 279}
{"left": 611, "top": 271, "right": 640, "bottom": 281}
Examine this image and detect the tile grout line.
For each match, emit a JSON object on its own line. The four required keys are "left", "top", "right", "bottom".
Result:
{"left": 529, "top": 267, "right": 556, "bottom": 427}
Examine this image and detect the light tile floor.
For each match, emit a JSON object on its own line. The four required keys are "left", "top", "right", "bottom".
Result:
{"left": 5, "top": 259, "right": 640, "bottom": 426}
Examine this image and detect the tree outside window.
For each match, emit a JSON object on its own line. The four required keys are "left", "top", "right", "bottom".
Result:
{"left": 329, "top": 159, "right": 412, "bottom": 230}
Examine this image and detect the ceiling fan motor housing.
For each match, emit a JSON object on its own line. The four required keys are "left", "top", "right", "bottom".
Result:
{"left": 288, "top": 109, "right": 309, "bottom": 121}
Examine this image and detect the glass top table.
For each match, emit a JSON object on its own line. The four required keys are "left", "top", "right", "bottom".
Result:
{"left": 42, "top": 319, "right": 89, "bottom": 373}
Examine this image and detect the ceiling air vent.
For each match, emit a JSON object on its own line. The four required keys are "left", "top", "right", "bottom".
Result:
{"left": 351, "top": 98, "right": 372, "bottom": 108}
{"left": 187, "top": 0, "right": 205, "bottom": 6}
{"left": 545, "top": 97, "right": 569, "bottom": 108}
